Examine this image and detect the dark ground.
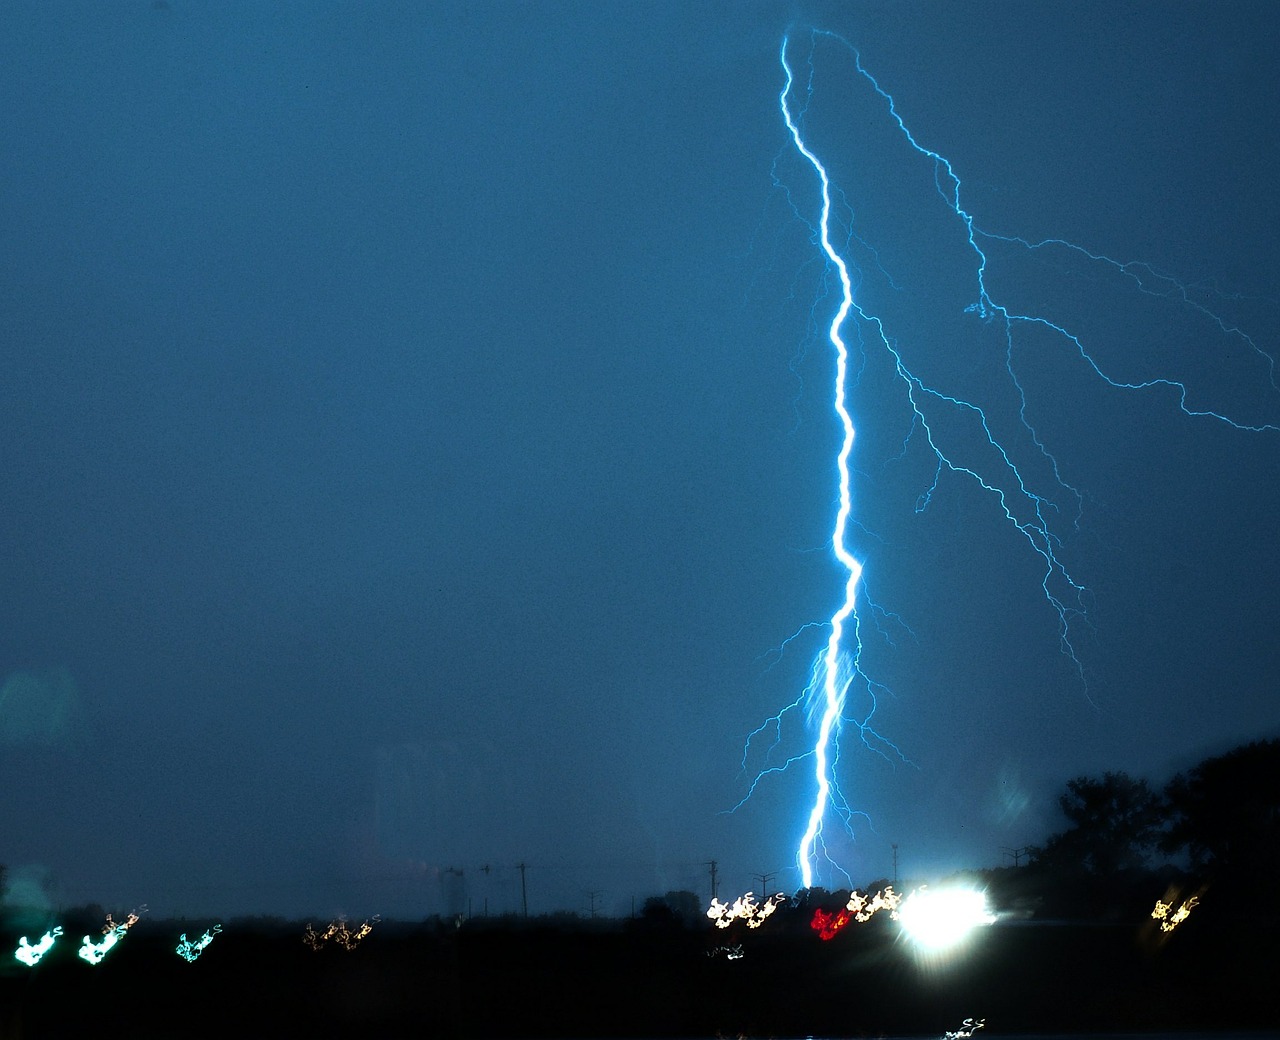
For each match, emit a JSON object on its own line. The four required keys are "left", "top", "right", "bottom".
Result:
{"left": 0, "top": 891, "right": 1274, "bottom": 1039}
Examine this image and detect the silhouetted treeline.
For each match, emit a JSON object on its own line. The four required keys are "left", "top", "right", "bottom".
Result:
{"left": 1020, "top": 737, "right": 1280, "bottom": 922}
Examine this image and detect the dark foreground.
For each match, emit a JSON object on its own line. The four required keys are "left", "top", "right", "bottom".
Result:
{"left": 0, "top": 907, "right": 1274, "bottom": 1038}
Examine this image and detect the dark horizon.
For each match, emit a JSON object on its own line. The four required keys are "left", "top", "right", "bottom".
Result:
{"left": 3, "top": 860, "right": 1275, "bottom": 1039}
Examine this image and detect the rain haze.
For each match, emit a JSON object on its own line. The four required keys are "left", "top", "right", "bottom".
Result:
{"left": 2, "top": 1, "right": 1278, "bottom": 921}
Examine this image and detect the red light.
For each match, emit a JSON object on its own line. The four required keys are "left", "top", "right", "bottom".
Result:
{"left": 810, "top": 906, "right": 852, "bottom": 941}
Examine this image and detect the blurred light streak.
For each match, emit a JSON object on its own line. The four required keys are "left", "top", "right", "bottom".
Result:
{"left": 78, "top": 910, "right": 141, "bottom": 966}
{"left": 810, "top": 885, "right": 902, "bottom": 940}
{"left": 706, "top": 892, "right": 786, "bottom": 929}
{"left": 14, "top": 927, "right": 62, "bottom": 967}
{"left": 1152, "top": 895, "right": 1199, "bottom": 932}
{"left": 303, "top": 916, "right": 378, "bottom": 951}
{"left": 175, "top": 924, "right": 223, "bottom": 962}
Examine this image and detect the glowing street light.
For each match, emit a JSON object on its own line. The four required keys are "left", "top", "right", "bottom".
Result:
{"left": 897, "top": 887, "right": 994, "bottom": 951}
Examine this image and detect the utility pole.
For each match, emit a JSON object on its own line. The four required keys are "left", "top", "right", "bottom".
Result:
{"left": 752, "top": 871, "right": 777, "bottom": 899}
{"left": 585, "top": 890, "right": 602, "bottom": 919}
{"left": 706, "top": 859, "right": 719, "bottom": 902}
{"left": 517, "top": 861, "right": 528, "bottom": 918}
{"left": 892, "top": 844, "right": 899, "bottom": 884}
{"left": 1001, "top": 846, "right": 1030, "bottom": 867}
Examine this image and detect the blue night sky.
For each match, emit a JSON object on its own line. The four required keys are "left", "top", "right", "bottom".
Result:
{"left": 1, "top": 1, "right": 1278, "bottom": 920}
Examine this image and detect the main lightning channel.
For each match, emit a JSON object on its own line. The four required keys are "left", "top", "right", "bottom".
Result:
{"left": 769, "top": 27, "right": 1278, "bottom": 892}
{"left": 778, "top": 37, "right": 861, "bottom": 890}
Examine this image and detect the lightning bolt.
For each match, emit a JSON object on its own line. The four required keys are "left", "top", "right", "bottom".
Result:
{"left": 758, "top": 28, "right": 1279, "bottom": 891}
{"left": 777, "top": 37, "right": 870, "bottom": 891}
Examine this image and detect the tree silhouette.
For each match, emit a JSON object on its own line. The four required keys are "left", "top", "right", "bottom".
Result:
{"left": 639, "top": 890, "right": 701, "bottom": 926}
{"left": 1161, "top": 738, "right": 1280, "bottom": 890}
{"left": 1032, "top": 771, "right": 1163, "bottom": 876}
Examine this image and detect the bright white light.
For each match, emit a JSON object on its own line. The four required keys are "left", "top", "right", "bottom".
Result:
{"left": 897, "top": 888, "right": 994, "bottom": 950}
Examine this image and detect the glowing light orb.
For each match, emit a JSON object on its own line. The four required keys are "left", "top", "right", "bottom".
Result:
{"left": 1152, "top": 895, "right": 1199, "bottom": 933}
{"left": 706, "top": 892, "right": 785, "bottom": 929}
{"left": 14, "top": 927, "right": 62, "bottom": 966}
{"left": 897, "top": 888, "right": 994, "bottom": 950}
{"left": 176, "top": 924, "right": 222, "bottom": 962}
